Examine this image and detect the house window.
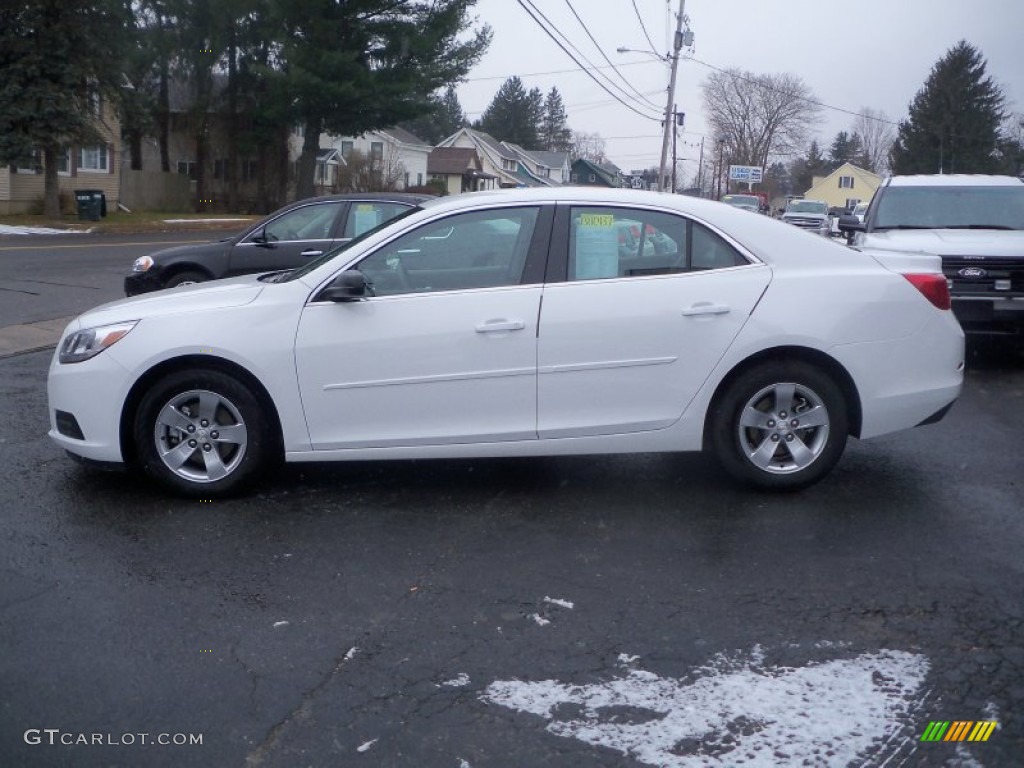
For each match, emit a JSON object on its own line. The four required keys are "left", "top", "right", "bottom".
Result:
{"left": 839, "top": 176, "right": 854, "bottom": 189}
{"left": 588, "top": 174, "right": 596, "bottom": 183}
{"left": 57, "top": 147, "right": 71, "bottom": 176}
{"left": 846, "top": 198, "right": 860, "bottom": 209}
{"left": 79, "top": 145, "right": 109, "bottom": 172}
{"left": 241, "top": 159, "right": 258, "bottom": 182}
{"left": 214, "top": 159, "right": 228, "bottom": 180}
{"left": 417, "top": 172, "right": 423, "bottom": 186}
{"left": 176, "top": 160, "right": 197, "bottom": 179}
{"left": 340, "top": 141, "right": 353, "bottom": 159}
{"left": 294, "top": 124, "right": 305, "bottom": 138}
{"left": 370, "top": 142, "right": 384, "bottom": 160}
{"left": 570, "top": 173, "right": 578, "bottom": 183}
{"left": 16, "top": 149, "right": 41, "bottom": 174}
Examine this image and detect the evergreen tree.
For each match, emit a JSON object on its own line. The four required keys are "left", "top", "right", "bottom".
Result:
{"left": 829, "top": 131, "right": 864, "bottom": 170}
{"left": 539, "top": 87, "right": 572, "bottom": 152}
{"left": 399, "top": 86, "right": 466, "bottom": 145}
{"left": 789, "top": 141, "right": 829, "bottom": 193}
{"left": 279, "top": 0, "right": 492, "bottom": 199}
{"left": 891, "top": 40, "right": 1006, "bottom": 174}
{"left": 0, "top": 0, "right": 132, "bottom": 218}
{"left": 479, "top": 76, "right": 542, "bottom": 147}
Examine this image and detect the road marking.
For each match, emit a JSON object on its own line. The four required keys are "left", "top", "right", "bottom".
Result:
{"left": 0, "top": 239, "right": 208, "bottom": 252}
{"left": 482, "top": 649, "right": 929, "bottom": 766}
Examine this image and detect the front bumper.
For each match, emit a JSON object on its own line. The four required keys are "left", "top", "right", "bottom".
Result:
{"left": 48, "top": 348, "right": 131, "bottom": 464}
{"left": 124, "top": 269, "right": 164, "bottom": 297}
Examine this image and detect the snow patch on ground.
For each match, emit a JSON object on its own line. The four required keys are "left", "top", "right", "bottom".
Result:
{"left": 530, "top": 613, "right": 551, "bottom": 627}
{"left": 356, "top": 738, "right": 377, "bottom": 753}
{"left": 0, "top": 224, "right": 88, "bottom": 235}
{"left": 544, "top": 596, "right": 574, "bottom": 610}
{"left": 440, "top": 673, "right": 471, "bottom": 688}
{"left": 482, "top": 649, "right": 928, "bottom": 767}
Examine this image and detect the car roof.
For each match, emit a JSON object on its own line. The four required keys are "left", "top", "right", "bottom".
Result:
{"left": 885, "top": 174, "right": 1024, "bottom": 188}
{"left": 288, "top": 192, "right": 434, "bottom": 206}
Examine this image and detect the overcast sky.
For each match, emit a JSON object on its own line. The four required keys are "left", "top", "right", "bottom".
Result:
{"left": 455, "top": 0, "right": 1021, "bottom": 180}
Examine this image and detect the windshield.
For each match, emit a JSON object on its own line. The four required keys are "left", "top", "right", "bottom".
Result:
{"left": 787, "top": 201, "right": 827, "bottom": 214}
{"left": 722, "top": 195, "right": 760, "bottom": 207}
{"left": 873, "top": 186, "right": 1024, "bottom": 230}
{"left": 282, "top": 205, "right": 423, "bottom": 282}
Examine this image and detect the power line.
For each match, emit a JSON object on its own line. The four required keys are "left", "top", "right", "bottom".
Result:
{"left": 463, "top": 59, "right": 653, "bottom": 83}
{"left": 631, "top": 0, "right": 659, "bottom": 55}
{"left": 514, "top": 0, "right": 662, "bottom": 122}
{"left": 563, "top": 0, "right": 663, "bottom": 111}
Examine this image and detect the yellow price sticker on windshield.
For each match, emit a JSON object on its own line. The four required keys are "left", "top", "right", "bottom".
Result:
{"left": 580, "top": 213, "right": 615, "bottom": 227}
{"left": 357, "top": 204, "right": 375, "bottom": 212}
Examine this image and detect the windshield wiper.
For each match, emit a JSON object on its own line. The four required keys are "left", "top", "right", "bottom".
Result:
{"left": 873, "top": 225, "right": 936, "bottom": 231}
{"left": 258, "top": 269, "right": 294, "bottom": 283}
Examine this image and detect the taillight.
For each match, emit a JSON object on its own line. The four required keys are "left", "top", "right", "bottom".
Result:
{"left": 903, "top": 273, "right": 951, "bottom": 310}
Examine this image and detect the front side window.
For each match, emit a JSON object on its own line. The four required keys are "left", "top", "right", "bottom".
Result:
{"left": 568, "top": 207, "right": 746, "bottom": 281}
{"left": 262, "top": 202, "right": 344, "bottom": 242}
{"left": 356, "top": 207, "right": 540, "bottom": 297}
{"left": 79, "top": 145, "right": 109, "bottom": 172}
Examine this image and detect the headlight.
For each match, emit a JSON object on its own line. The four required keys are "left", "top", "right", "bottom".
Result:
{"left": 59, "top": 321, "right": 138, "bottom": 364}
{"left": 132, "top": 256, "right": 154, "bottom": 272}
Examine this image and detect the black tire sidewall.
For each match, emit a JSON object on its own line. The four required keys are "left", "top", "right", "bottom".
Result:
{"left": 133, "top": 369, "right": 268, "bottom": 497}
{"left": 710, "top": 361, "right": 849, "bottom": 491}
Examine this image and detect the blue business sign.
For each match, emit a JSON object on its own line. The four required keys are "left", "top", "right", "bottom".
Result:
{"left": 729, "top": 165, "right": 763, "bottom": 183}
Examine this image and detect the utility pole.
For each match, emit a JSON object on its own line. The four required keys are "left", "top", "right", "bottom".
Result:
{"left": 658, "top": 0, "right": 686, "bottom": 192}
{"left": 671, "top": 104, "right": 678, "bottom": 193}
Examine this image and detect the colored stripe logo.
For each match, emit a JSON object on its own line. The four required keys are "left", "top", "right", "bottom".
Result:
{"left": 921, "top": 721, "right": 997, "bottom": 742}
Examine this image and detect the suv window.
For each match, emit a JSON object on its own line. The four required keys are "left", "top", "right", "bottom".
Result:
{"left": 873, "top": 186, "right": 1024, "bottom": 230}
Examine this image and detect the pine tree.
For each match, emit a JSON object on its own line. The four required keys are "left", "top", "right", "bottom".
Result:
{"left": 0, "top": 0, "right": 132, "bottom": 218}
{"left": 399, "top": 86, "right": 467, "bottom": 145}
{"left": 890, "top": 40, "right": 1006, "bottom": 174}
{"left": 829, "top": 131, "right": 864, "bottom": 170}
{"left": 479, "top": 76, "right": 541, "bottom": 147}
{"left": 789, "top": 141, "right": 829, "bottom": 193}
{"left": 540, "top": 87, "right": 572, "bottom": 152}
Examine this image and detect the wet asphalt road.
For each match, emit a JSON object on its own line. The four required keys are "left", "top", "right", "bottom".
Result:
{"left": 1, "top": 341, "right": 1023, "bottom": 768}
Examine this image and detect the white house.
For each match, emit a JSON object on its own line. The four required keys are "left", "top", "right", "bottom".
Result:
{"left": 325, "top": 127, "right": 432, "bottom": 190}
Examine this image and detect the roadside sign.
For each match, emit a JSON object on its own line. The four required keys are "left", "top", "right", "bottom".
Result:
{"left": 729, "top": 165, "right": 763, "bottom": 183}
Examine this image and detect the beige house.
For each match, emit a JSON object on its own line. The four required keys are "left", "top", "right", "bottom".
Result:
{"left": 804, "top": 162, "right": 881, "bottom": 211}
{"left": 0, "top": 100, "right": 121, "bottom": 215}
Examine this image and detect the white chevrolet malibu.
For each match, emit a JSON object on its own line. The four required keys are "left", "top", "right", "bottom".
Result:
{"left": 48, "top": 188, "right": 964, "bottom": 496}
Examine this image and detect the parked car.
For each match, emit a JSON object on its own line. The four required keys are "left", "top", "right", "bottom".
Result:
{"left": 124, "top": 193, "right": 430, "bottom": 295}
{"left": 781, "top": 199, "right": 831, "bottom": 236}
{"left": 852, "top": 201, "right": 870, "bottom": 223}
{"left": 720, "top": 194, "right": 761, "bottom": 213}
{"left": 839, "top": 175, "right": 1024, "bottom": 336}
{"left": 51, "top": 187, "right": 963, "bottom": 497}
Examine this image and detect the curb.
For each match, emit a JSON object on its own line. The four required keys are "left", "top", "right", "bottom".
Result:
{"left": 0, "top": 316, "right": 74, "bottom": 360}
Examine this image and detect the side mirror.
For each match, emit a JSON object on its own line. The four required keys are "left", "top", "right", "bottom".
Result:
{"left": 251, "top": 226, "right": 275, "bottom": 247}
{"left": 318, "top": 270, "right": 370, "bottom": 302}
{"left": 837, "top": 214, "right": 864, "bottom": 233}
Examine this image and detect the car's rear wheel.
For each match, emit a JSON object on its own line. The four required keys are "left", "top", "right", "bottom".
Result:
{"left": 710, "top": 361, "right": 848, "bottom": 490}
{"left": 134, "top": 369, "right": 270, "bottom": 497}
{"left": 164, "top": 271, "right": 207, "bottom": 289}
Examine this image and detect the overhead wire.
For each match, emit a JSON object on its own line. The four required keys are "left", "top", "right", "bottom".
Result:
{"left": 514, "top": 0, "right": 662, "bottom": 122}
{"left": 631, "top": 0, "right": 659, "bottom": 56}
{"left": 562, "top": 0, "right": 663, "bottom": 111}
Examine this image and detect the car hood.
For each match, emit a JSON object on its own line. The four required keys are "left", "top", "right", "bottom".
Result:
{"left": 70, "top": 276, "right": 265, "bottom": 330}
{"left": 859, "top": 229, "right": 1024, "bottom": 257}
{"left": 147, "top": 238, "right": 233, "bottom": 264}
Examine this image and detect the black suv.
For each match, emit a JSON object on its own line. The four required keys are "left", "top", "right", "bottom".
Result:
{"left": 839, "top": 175, "right": 1024, "bottom": 336}
{"left": 124, "top": 193, "right": 430, "bottom": 295}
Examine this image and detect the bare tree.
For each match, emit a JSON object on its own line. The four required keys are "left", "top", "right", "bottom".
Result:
{"left": 852, "top": 108, "right": 896, "bottom": 175}
{"left": 570, "top": 131, "right": 607, "bottom": 164}
{"left": 337, "top": 147, "right": 406, "bottom": 192}
{"left": 701, "top": 69, "right": 821, "bottom": 172}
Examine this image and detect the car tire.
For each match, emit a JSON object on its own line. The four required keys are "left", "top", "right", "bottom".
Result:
{"left": 133, "top": 368, "right": 271, "bottom": 497}
{"left": 164, "top": 271, "right": 207, "bottom": 289}
{"left": 709, "top": 361, "right": 848, "bottom": 491}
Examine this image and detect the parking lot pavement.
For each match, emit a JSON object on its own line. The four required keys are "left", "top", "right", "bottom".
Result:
{"left": 2, "top": 346, "right": 1023, "bottom": 767}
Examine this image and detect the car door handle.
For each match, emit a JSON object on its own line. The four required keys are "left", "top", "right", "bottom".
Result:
{"left": 681, "top": 303, "right": 731, "bottom": 317}
{"left": 301, "top": 249, "right": 323, "bottom": 257}
{"left": 475, "top": 319, "right": 526, "bottom": 333}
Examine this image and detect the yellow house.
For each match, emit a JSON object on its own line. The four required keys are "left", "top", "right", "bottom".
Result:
{"left": 0, "top": 99, "right": 121, "bottom": 215}
{"left": 804, "top": 162, "right": 881, "bottom": 211}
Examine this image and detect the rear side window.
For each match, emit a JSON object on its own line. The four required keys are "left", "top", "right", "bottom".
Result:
{"left": 567, "top": 207, "right": 747, "bottom": 280}
{"left": 342, "top": 202, "right": 415, "bottom": 238}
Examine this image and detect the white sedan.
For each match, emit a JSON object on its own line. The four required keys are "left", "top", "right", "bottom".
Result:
{"left": 48, "top": 188, "right": 964, "bottom": 496}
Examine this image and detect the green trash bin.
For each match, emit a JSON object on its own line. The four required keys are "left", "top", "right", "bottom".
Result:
{"left": 74, "top": 189, "right": 104, "bottom": 221}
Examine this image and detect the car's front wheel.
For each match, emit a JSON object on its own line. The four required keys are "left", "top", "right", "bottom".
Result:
{"left": 163, "top": 270, "right": 207, "bottom": 289}
{"left": 133, "top": 369, "right": 271, "bottom": 496}
{"left": 710, "top": 361, "right": 848, "bottom": 490}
